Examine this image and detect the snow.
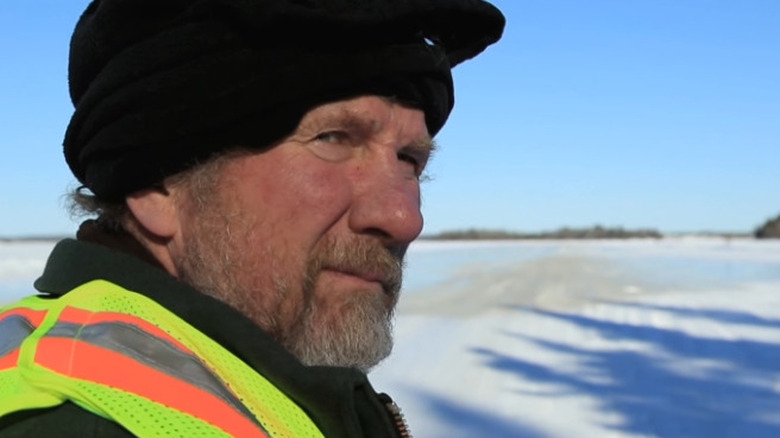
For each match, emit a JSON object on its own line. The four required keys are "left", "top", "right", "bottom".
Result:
{"left": 375, "top": 238, "right": 780, "bottom": 437}
{"left": 0, "top": 240, "right": 56, "bottom": 304}
{"left": 2, "top": 238, "right": 780, "bottom": 437}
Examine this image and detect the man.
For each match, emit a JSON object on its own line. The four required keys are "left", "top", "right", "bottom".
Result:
{"left": 0, "top": 0, "right": 504, "bottom": 436}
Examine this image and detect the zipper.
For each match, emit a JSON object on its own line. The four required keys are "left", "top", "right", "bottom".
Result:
{"left": 378, "top": 393, "right": 412, "bottom": 438}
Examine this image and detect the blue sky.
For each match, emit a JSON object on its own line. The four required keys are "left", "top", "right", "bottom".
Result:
{"left": 1, "top": 0, "right": 778, "bottom": 237}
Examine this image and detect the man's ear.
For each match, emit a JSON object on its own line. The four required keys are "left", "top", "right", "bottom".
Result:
{"left": 125, "top": 188, "right": 180, "bottom": 239}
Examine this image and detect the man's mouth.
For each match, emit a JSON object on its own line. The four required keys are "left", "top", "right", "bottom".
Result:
{"left": 322, "top": 266, "right": 391, "bottom": 294}
{"left": 312, "top": 237, "right": 404, "bottom": 299}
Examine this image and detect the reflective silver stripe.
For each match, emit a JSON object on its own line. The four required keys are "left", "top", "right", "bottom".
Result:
{"left": 45, "top": 320, "right": 262, "bottom": 429}
{"left": 0, "top": 314, "right": 36, "bottom": 358}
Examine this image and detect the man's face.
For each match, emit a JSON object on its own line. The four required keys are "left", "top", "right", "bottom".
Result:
{"left": 172, "top": 95, "right": 432, "bottom": 371}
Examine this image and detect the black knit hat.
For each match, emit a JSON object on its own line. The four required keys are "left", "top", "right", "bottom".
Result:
{"left": 64, "top": 0, "right": 505, "bottom": 201}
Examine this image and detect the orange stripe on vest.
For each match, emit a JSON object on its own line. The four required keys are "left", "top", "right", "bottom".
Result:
{"left": 35, "top": 336, "right": 268, "bottom": 438}
{"left": 0, "top": 349, "right": 21, "bottom": 371}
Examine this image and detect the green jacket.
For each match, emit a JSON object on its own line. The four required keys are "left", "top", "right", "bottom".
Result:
{"left": 0, "top": 228, "right": 407, "bottom": 438}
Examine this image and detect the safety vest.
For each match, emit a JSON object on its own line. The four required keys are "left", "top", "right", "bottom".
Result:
{"left": 0, "top": 279, "right": 325, "bottom": 438}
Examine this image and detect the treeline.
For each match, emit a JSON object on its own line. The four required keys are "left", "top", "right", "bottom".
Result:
{"left": 0, "top": 236, "right": 67, "bottom": 243}
{"left": 755, "top": 214, "right": 780, "bottom": 238}
{"left": 424, "top": 226, "right": 663, "bottom": 240}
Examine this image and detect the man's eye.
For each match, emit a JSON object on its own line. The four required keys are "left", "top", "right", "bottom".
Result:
{"left": 307, "top": 131, "right": 352, "bottom": 162}
{"left": 398, "top": 152, "right": 419, "bottom": 168}
{"left": 398, "top": 152, "right": 427, "bottom": 178}
{"left": 314, "top": 131, "right": 345, "bottom": 143}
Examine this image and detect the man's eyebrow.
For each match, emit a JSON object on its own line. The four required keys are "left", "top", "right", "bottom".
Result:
{"left": 310, "top": 105, "right": 438, "bottom": 152}
{"left": 407, "top": 137, "right": 438, "bottom": 154}
{"left": 311, "top": 107, "right": 378, "bottom": 133}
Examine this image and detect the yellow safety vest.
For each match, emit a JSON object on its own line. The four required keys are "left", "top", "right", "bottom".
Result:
{"left": 0, "top": 279, "right": 325, "bottom": 438}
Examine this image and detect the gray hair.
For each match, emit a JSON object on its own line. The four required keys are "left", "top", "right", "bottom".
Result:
{"left": 68, "top": 148, "right": 253, "bottom": 232}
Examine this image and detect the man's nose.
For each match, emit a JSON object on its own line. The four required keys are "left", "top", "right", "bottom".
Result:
{"left": 348, "top": 165, "right": 424, "bottom": 245}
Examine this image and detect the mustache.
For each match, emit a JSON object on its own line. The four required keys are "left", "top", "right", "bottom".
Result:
{"left": 309, "top": 236, "right": 406, "bottom": 296}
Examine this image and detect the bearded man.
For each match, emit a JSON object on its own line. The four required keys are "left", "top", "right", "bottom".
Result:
{"left": 0, "top": 0, "right": 504, "bottom": 436}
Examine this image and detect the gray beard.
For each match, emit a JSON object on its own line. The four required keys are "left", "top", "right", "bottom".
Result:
{"left": 282, "top": 284, "right": 396, "bottom": 372}
{"left": 174, "top": 211, "right": 402, "bottom": 373}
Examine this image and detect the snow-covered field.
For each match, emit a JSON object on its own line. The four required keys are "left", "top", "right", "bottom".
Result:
{"left": 3, "top": 238, "right": 780, "bottom": 437}
{"left": 0, "top": 240, "right": 58, "bottom": 304}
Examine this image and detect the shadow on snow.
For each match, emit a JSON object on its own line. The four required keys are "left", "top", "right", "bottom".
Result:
{"left": 598, "top": 300, "right": 780, "bottom": 330}
{"left": 470, "top": 305, "right": 780, "bottom": 437}
{"left": 401, "top": 387, "right": 547, "bottom": 438}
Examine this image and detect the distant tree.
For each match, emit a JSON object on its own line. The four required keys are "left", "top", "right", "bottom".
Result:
{"left": 755, "top": 214, "right": 780, "bottom": 238}
{"left": 424, "top": 226, "right": 662, "bottom": 240}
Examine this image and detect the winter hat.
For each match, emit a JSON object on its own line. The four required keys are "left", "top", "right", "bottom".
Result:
{"left": 64, "top": 0, "right": 505, "bottom": 201}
